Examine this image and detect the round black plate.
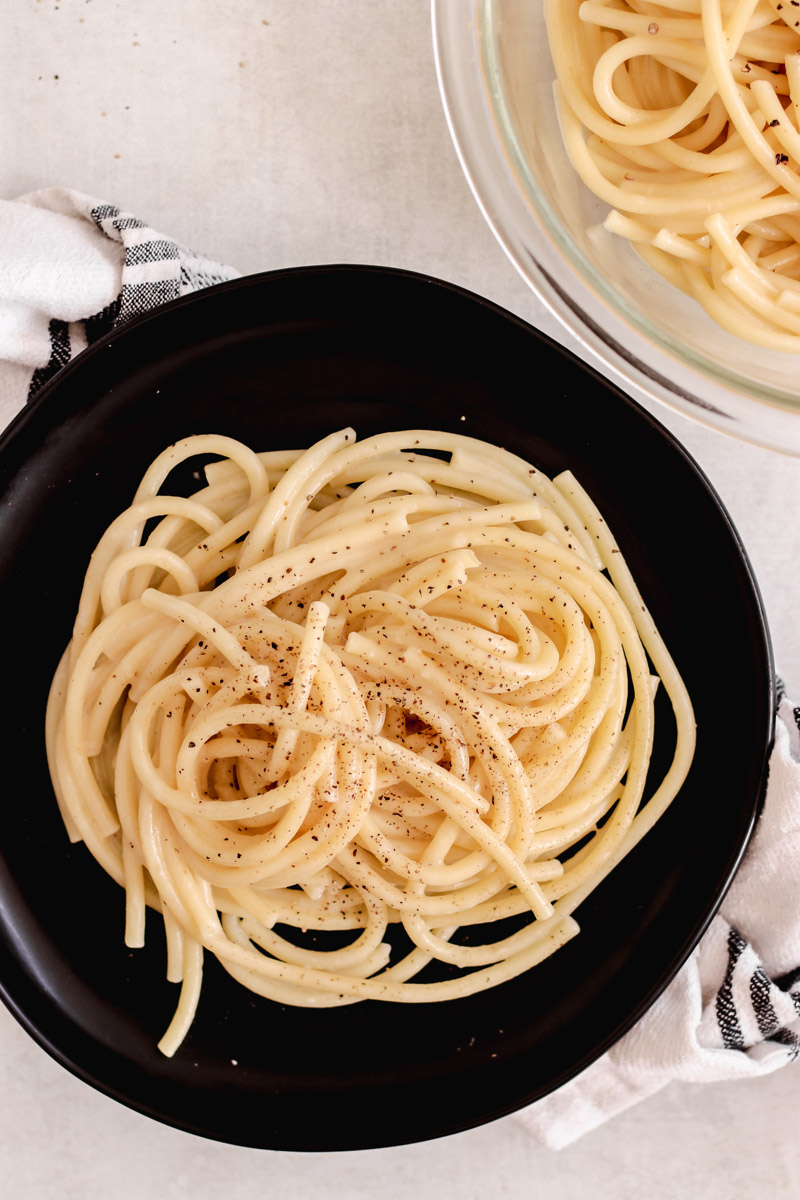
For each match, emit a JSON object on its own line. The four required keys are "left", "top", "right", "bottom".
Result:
{"left": 0, "top": 265, "right": 774, "bottom": 1150}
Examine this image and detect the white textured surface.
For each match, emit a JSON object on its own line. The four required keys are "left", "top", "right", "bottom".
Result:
{"left": 0, "top": 1, "right": 798, "bottom": 1194}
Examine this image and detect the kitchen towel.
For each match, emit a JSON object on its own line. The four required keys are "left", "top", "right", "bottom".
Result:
{"left": 0, "top": 186, "right": 237, "bottom": 429}
{"left": 1, "top": 186, "right": 797, "bottom": 1150}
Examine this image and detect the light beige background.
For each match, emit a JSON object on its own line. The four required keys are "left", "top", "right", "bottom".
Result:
{"left": 0, "top": 3, "right": 798, "bottom": 1196}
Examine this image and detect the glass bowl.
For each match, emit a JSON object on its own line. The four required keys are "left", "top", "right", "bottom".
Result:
{"left": 432, "top": 0, "right": 800, "bottom": 455}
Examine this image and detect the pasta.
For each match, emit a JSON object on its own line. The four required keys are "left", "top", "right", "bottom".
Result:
{"left": 546, "top": 0, "right": 800, "bottom": 350}
{"left": 45, "top": 428, "right": 695, "bottom": 1055}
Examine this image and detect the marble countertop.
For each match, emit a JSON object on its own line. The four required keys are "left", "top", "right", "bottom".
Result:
{"left": 0, "top": 3, "right": 798, "bottom": 1196}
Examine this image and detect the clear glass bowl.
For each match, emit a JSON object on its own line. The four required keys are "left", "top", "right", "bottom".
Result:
{"left": 432, "top": 0, "right": 800, "bottom": 455}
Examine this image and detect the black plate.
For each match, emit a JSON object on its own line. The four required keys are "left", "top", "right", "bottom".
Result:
{"left": 0, "top": 265, "right": 774, "bottom": 1150}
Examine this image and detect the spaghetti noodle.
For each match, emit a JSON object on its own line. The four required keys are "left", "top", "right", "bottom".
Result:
{"left": 45, "top": 429, "right": 695, "bottom": 1055}
{"left": 546, "top": 0, "right": 800, "bottom": 350}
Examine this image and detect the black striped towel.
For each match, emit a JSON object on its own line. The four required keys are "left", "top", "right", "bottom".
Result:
{"left": 0, "top": 187, "right": 237, "bottom": 422}
{"left": 0, "top": 187, "right": 797, "bottom": 1148}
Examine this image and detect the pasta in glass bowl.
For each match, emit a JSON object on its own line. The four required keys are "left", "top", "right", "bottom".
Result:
{"left": 432, "top": 0, "right": 800, "bottom": 455}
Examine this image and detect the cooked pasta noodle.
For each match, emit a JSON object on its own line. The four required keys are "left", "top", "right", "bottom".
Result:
{"left": 546, "top": 0, "right": 800, "bottom": 349}
{"left": 45, "top": 428, "right": 695, "bottom": 1055}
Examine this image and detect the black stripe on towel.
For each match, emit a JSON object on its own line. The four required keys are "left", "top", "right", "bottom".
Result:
{"left": 118, "top": 279, "right": 180, "bottom": 321}
{"left": 716, "top": 928, "right": 747, "bottom": 1050}
{"left": 123, "top": 239, "right": 180, "bottom": 267}
{"left": 89, "top": 203, "right": 121, "bottom": 229}
{"left": 84, "top": 296, "right": 122, "bottom": 344}
{"left": 27, "top": 318, "right": 71, "bottom": 401}
{"left": 750, "top": 966, "right": 779, "bottom": 1038}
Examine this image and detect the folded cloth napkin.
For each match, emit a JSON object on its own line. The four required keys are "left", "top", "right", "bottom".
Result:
{"left": 0, "top": 186, "right": 238, "bottom": 427}
{"left": 1, "top": 187, "right": 798, "bottom": 1149}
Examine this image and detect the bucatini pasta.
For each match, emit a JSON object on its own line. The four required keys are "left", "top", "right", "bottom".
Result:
{"left": 45, "top": 428, "right": 695, "bottom": 1055}
{"left": 546, "top": 0, "right": 800, "bottom": 350}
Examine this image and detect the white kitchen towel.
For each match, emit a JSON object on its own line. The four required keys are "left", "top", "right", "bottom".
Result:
{"left": 0, "top": 186, "right": 237, "bottom": 429}
{"left": 0, "top": 186, "right": 797, "bottom": 1150}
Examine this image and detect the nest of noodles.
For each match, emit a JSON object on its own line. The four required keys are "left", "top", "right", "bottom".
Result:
{"left": 45, "top": 428, "right": 695, "bottom": 1054}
